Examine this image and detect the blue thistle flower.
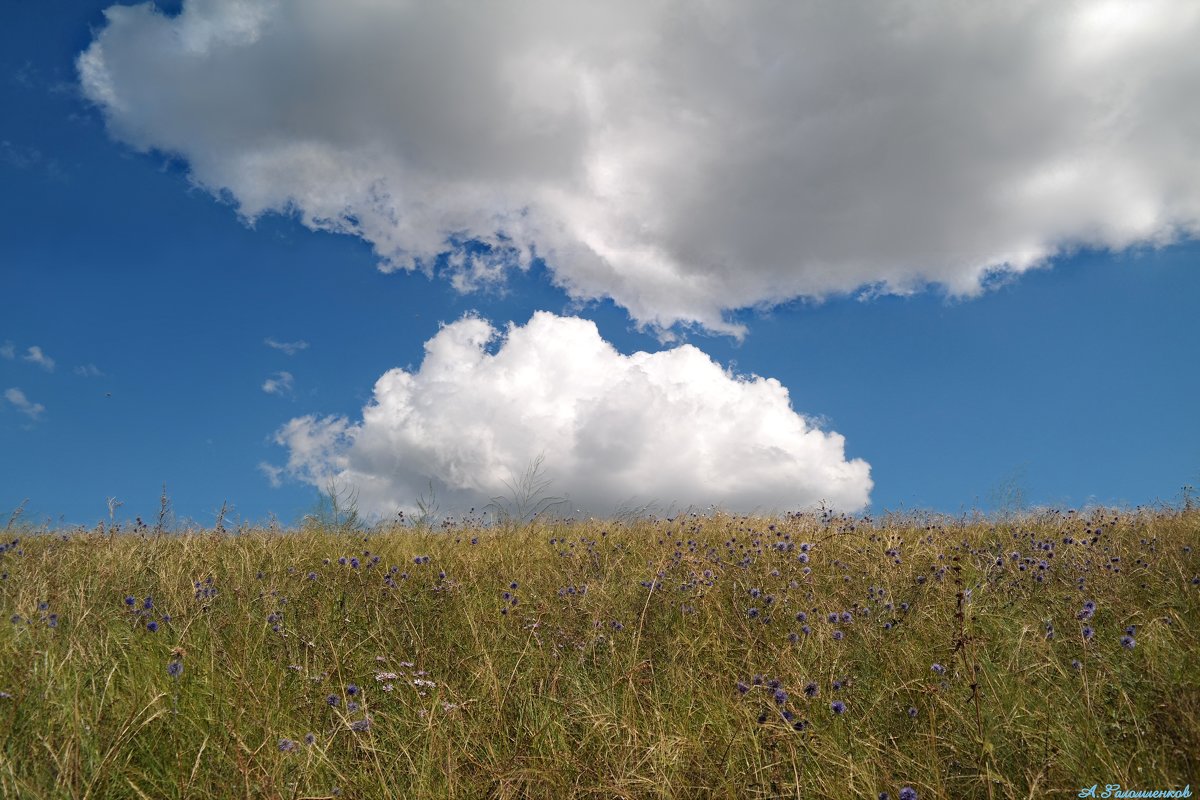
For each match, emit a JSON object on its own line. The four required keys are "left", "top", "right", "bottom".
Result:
{"left": 773, "top": 689, "right": 788, "bottom": 706}
{"left": 831, "top": 700, "right": 846, "bottom": 715}
{"left": 899, "top": 788, "right": 917, "bottom": 800}
{"left": 304, "top": 732, "right": 316, "bottom": 745}
{"left": 168, "top": 660, "right": 183, "bottom": 678}
{"left": 349, "top": 718, "right": 370, "bottom": 732}
{"left": 931, "top": 663, "right": 945, "bottom": 675}
{"left": 907, "top": 707, "right": 918, "bottom": 718}
{"left": 146, "top": 621, "right": 158, "bottom": 633}
{"left": 326, "top": 694, "right": 340, "bottom": 707}
{"left": 1121, "top": 635, "right": 1136, "bottom": 649}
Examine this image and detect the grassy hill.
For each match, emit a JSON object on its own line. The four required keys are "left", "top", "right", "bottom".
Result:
{"left": 1, "top": 507, "right": 1196, "bottom": 798}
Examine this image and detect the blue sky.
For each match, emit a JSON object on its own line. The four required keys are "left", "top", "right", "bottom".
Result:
{"left": 1, "top": 1, "right": 1197, "bottom": 526}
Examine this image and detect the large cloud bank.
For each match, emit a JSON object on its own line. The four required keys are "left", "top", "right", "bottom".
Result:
{"left": 267, "top": 312, "right": 871, "bottom": 516}
{"left": 79, "top": 1, "right": 1200, "bottom": 333}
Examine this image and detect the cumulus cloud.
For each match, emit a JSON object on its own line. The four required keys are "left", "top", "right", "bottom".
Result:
{"left": 262, "top": 371, "right": 294, "bottom": 396}
{"left": 5, "top": 388, "right": 45, "bottom": 420}
{"left": 0, "top": 341, "right": 13, "bottom": 360}
{"left": 264, "top": 337, "right": 309, "bottom": 355}
{"left": 74, "top": 364, "right": 104, "bottom": 377}
{"left": 265, "top": 312, "right": 871, "bottom": 516}
{"left": 22, "top": 346, "right": 55, "bottom": 372}
{"left": 79, "top": 1, "right": 1200, "bottom": 333}
{"left": 258, "top": 461, "right": 284, "bottom": 489}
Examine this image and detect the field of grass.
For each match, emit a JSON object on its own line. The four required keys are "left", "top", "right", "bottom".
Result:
{"left": 0, "top": 506, "right": 1197, "bottom": 799}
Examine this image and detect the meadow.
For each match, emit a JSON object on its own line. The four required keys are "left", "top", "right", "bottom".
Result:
{"left": 0, "top": 505, "right": 1196, "bottom": 799}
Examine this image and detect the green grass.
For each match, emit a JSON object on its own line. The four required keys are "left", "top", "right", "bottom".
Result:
{"left": 0, "top": 507, "right": 1197, "bottom": 799}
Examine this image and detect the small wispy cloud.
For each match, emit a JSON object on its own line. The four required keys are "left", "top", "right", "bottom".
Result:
{"left": 262, "top": 371, "right": 295, "bottom": 397}
{"left": 258, "top": 461, "right": 285, "bottom": 488}
{"left": 0, "top": 341, "right": 13, "bottom": 360}
{"left": 74, "top": 364, "right": 104, "bottom": 378}
{"left": 265, "top": 337, "right": 309, "bottom": 356}
{"left": 4, "top": 387, "right": 45, "bottom": 420}
{"left": 23, "top": 346, "right": 55, "bottom": 372}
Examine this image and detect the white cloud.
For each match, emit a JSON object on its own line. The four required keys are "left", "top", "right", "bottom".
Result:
{"left": 0, "top": 341, "right": 13, "bottom": 360}
{"left": 74, "top": 364, "right": 104, "bottom": 377}
{"left": 262, "top": 370, "right": 294, "bottom": 396}
{"left": 266, "top": 312, "right": 871, "bottom": 517}
{"left": 258, "top": 461, "right": 284, "bottom": 488}
{"left": 22, "top": 346, "right": 55, "bottom": 372}
{"left": 264, "top": 337, "right": 309, "bottom": 355}
{"left": 79, "top": 1, "right": 1200, "bottom": 333}
{"left": 4, "top": 387, "right": 45, "bottom": 421}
